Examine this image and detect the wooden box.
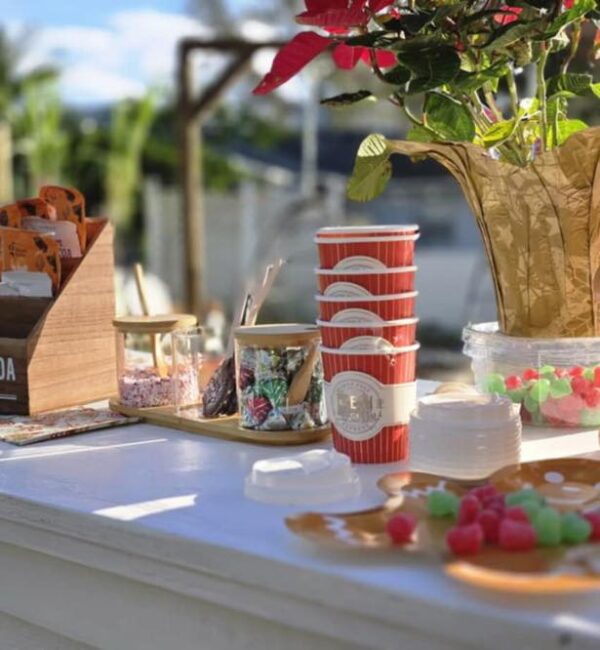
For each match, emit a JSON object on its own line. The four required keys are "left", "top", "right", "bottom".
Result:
{"left": 0, "top": 219, "right": 117, "bottom": 415}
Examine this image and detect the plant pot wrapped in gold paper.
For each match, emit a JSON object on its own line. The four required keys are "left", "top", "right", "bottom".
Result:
{"left": 353, "top": 128, "right": 600, "bottom": 338}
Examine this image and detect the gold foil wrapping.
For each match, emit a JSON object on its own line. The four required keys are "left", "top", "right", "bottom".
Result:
{"left": 387, "top": 127, "right": 600, "bottom": 337}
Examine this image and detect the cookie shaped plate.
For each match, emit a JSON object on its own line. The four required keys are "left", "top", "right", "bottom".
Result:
{"left": 285, "top": 458, "right": 600, "bottom": 593}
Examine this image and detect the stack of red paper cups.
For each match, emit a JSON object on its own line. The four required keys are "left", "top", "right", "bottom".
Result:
{"left": 314, "top": 225, "right": 420, "bottom": 464}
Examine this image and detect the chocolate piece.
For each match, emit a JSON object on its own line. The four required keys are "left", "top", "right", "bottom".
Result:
{"left": 202, "top": 356, "right": 237, "bottom": 417}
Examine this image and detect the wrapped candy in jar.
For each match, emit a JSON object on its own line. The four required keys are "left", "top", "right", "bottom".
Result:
{"left": 234, "top": 324, "right": 328, "bottom": 431}
{"left": 113, "top": 314, "right": 197, "bottom": 408}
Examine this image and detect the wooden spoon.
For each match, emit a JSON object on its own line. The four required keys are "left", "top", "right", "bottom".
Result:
{"left": 287, "top": 342, "right": 319, "bottom": 406}
{"left": 133, "top": 263, "right": 168, "bottom": 378}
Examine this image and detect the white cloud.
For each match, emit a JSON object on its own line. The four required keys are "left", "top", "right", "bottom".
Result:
{"left": 60, "top": 63, "right": 146, "bottom": 105}
{"left": 14, "top": 9, "right": 214, "bottom": 106}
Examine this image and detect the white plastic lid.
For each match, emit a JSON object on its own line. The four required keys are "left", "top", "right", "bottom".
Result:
{"left": 244, "top": 449, "right": 361, "bottom": 505}
{"left": 413, "top": 392, "right": 520, "bottom": 428}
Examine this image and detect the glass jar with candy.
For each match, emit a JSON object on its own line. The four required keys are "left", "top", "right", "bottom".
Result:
{"left": 234, "top": 324, "right": 327, "bottom": 431}
{"left": 463, "top": 322, "right": 600, "bottom": 427}
{"left": 113, "top": 314, "right": 197, "bottom": 409}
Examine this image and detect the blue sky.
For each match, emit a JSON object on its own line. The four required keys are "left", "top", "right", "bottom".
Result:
{"left": 0, "top": 0, "right": 284, "bottom": 106}
{"left": 0, "top": 1, "right": 187, "bottom": 27}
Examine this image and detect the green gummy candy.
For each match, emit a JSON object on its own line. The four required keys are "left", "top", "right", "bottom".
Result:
{"left": 523, "top": 392, "right": 539, "bottom": 413}
{"left": 519, "top": 499, "right": 542, "bottom": 520}
{"left": 485, "top": 373, "right": 506, "bottom": 394}
{"left": 561, "top": 512, "right": 592, "bottom": 544}
{"left": 533, "top": 507, "right": 562, "bottom": 547}
{"left": 427, "top": 490, "right": 459, "bottom": 518}
{"left": 529, "top": 378, "right": 551, "bottom": 403}
{"left": 583, "top": 367, "right": 595, "bottom": 381}
{"left": 539, "top": 365, "right": 555, "bottom": 378}
{"left": 580, "top": 408, "right": 600, "bottom": 427}
{"left": 507, "top": 388, "right": 525, "bottom": 404}
{"left": 550, "top": 378, "right": 572, "bottom": 399}
{"left": 506, "top": 488, "right": 545, "bottom": 507}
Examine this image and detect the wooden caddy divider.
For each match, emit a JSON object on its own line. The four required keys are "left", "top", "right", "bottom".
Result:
{"left": 0, "top": 219, "right": 117, "bottom": 415}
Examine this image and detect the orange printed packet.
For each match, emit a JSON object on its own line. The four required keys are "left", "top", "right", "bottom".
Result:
{"left": 0, "top": 227, "right": 61, "bottom": 293}
{"left": 0, "top": 204, "right": 22, "bottom": 228}
{"left": 39, "top": 186, "right": 86, "bottom": 253}
{"left": 0, "top": 198, "right": 57, "bottom": 229}
{"left": 16, "top": 198, "right": 58, "bottom": 220}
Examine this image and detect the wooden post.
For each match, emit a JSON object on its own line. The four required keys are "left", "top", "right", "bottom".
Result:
{"left": 178, "top": 42, "right": 204, "bottom": 318}
{"left": 177, "top": 38, "right": 286, "bottom": 317}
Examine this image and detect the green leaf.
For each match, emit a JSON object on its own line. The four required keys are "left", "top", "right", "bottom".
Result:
{"left": 345, "top": 31, "right": 390, "bottom": 47}
{"left": 424, "top": 93, "right": 475, "bottom": 142}
{"left": 543, "top": 0, "right": 596, "bottom": 38}
{"left": 547, "top": 73, "right": 600, "bottom": 99}
{"left": 320, "top": 90, "right": 376, "bottom": 108}
{"left": 347, "top": 133, "right": 392, "bottom": 202}
{"left": 452, "top": 61, "right": 509, "bottom": 93}
{"left": 399, "top": 45, "right": 461, "bottom": 94}
{"left": 557, "top": 119, "right": 588, "bottom": 144}
{"left": 381, "top": 65, "right": 411, "bottom": 85}
{"left": 481, "top": 119, "right": 517, "bottom": 147}
{"left": 482, "top": 21, "right": 538, "bottom": 52}
{"left": 407, "top": 125, "right": 435, "bottom": 143}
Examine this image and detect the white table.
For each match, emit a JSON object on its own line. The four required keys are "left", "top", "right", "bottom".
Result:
{"left": 0, "top": 381, "right": 598, "bottom": 650}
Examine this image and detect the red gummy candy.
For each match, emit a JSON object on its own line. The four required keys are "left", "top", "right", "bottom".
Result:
{"left": 571, "top": 375, "right": 591, "bottom": 397}
{"left": 584, "top": 511, "right": 600, "bottom": 542}
{"left": 594, "top": 367, "right": 600, "bottom": 388}
{"left": 485, "top": 494, "right": 506, "bottom": 515}
{"left": 584, "top": 387, "right": 600, "bottom": 408}
{"left": 505, "top": 375, "right": 522, "bottom": 390}
{"left": 468, "top": 484, "right": 498, "bottom": 505}
{"left": 523, "top": 368, "right": 539, "bottom": 381}
{"left": 477, "top": 509, "right": 501, "bottom": 544}
{"left": 554, "top": 368, "right": 568, "bottom": 378}
{"left": 569, "top": 366, "right": 585, "bottom": 377}
{"left": 457, "top": 495, "right": 481, "bottom": 525}
{"left": 446, "top": 523, "right": 484, "bottom": 556}
{"left": 498, "top": 519, "right": 537, "bottom": 552}
{"left": 505, "top": 506, "right": 530, "bottom": 522}
{"left": 386, "top": 513, "right": 417, "bottom": 545}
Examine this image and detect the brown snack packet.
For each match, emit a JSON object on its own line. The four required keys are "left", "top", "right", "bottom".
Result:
{"left": 0, "top": 226, "right": 61, "bottom": 294}
{"left": 39, "top": 186, "right": 86, "bottom": 253}
{"left": 16, "top": 198, "right": 58, "bottom": 220}
{"left": 0, "top": 204, "right": 22, "bottom": 228}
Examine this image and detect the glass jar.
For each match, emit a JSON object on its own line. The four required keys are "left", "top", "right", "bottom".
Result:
{"left": 234, "top": 324, "right": 327, "bottom": 431}
{"left": 113, "top": 314, "right": 197, "bottom": 409}
{"left": 463, "top": 321, "right": 600, "bottom": 427}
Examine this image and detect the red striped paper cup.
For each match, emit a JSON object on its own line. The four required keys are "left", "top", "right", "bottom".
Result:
{"left": 317, "top": 318, "right": 418, "bottom": 349}
{"left": 315, "top": 234, "right": 419, "bottom": 270}
{"left": 315, "top": 266, "right": 417, "bottom": 296}
{"left": 316, "top": 225, "right": 419, "bottom": 239}
{"left": 321, "top": 344, "right": 419, "bottom": 463}
{"left": 316, "top": 292, "right": 417, "bottom": 322}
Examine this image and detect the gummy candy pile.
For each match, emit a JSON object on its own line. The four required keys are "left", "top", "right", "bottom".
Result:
{"left": 237, "top": 345, "right": 327, "bottom": 431}
{"left": 483, "top": 365, "right": 600, "bottom": 427}
{"left": 385, "top": 485, "right": 600, "bottom": 556}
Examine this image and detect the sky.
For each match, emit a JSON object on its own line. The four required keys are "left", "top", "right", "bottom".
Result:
{"left": 0, "top": 0, "right": 285, "bottom": 106}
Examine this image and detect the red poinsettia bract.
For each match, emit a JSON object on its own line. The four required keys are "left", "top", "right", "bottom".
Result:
{"left": 332, "top": 42, "right": 396, "bottom": 69}
{"left": 253, "top": 32, "right": 332, "bottom": 95}
{"left": 253, "top": 0, "right": 397, "bottom": 95}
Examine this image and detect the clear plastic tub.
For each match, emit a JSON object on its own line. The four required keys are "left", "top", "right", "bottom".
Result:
{"left": 463, "top": 322, "right": 600, "bottom": 427}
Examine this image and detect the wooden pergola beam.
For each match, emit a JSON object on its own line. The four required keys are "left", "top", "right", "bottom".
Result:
{"left": 177, "top": 38, "right": 286, "bottom": 317}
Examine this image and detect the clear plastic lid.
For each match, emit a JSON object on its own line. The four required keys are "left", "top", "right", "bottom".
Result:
{"left": 244, "top": 449, "right": 361, "bottom": 505}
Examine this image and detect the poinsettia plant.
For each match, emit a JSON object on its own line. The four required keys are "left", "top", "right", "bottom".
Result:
{"left": 254, "top": 0, "right": 599, "bottom": 192}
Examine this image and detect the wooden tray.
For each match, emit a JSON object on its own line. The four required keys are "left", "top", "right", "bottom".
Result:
{"left": 110, "top": 399, "right": 331, "bottom": 446}
{"left": 286, "top": 458, "right": 600, "bottom": 594}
